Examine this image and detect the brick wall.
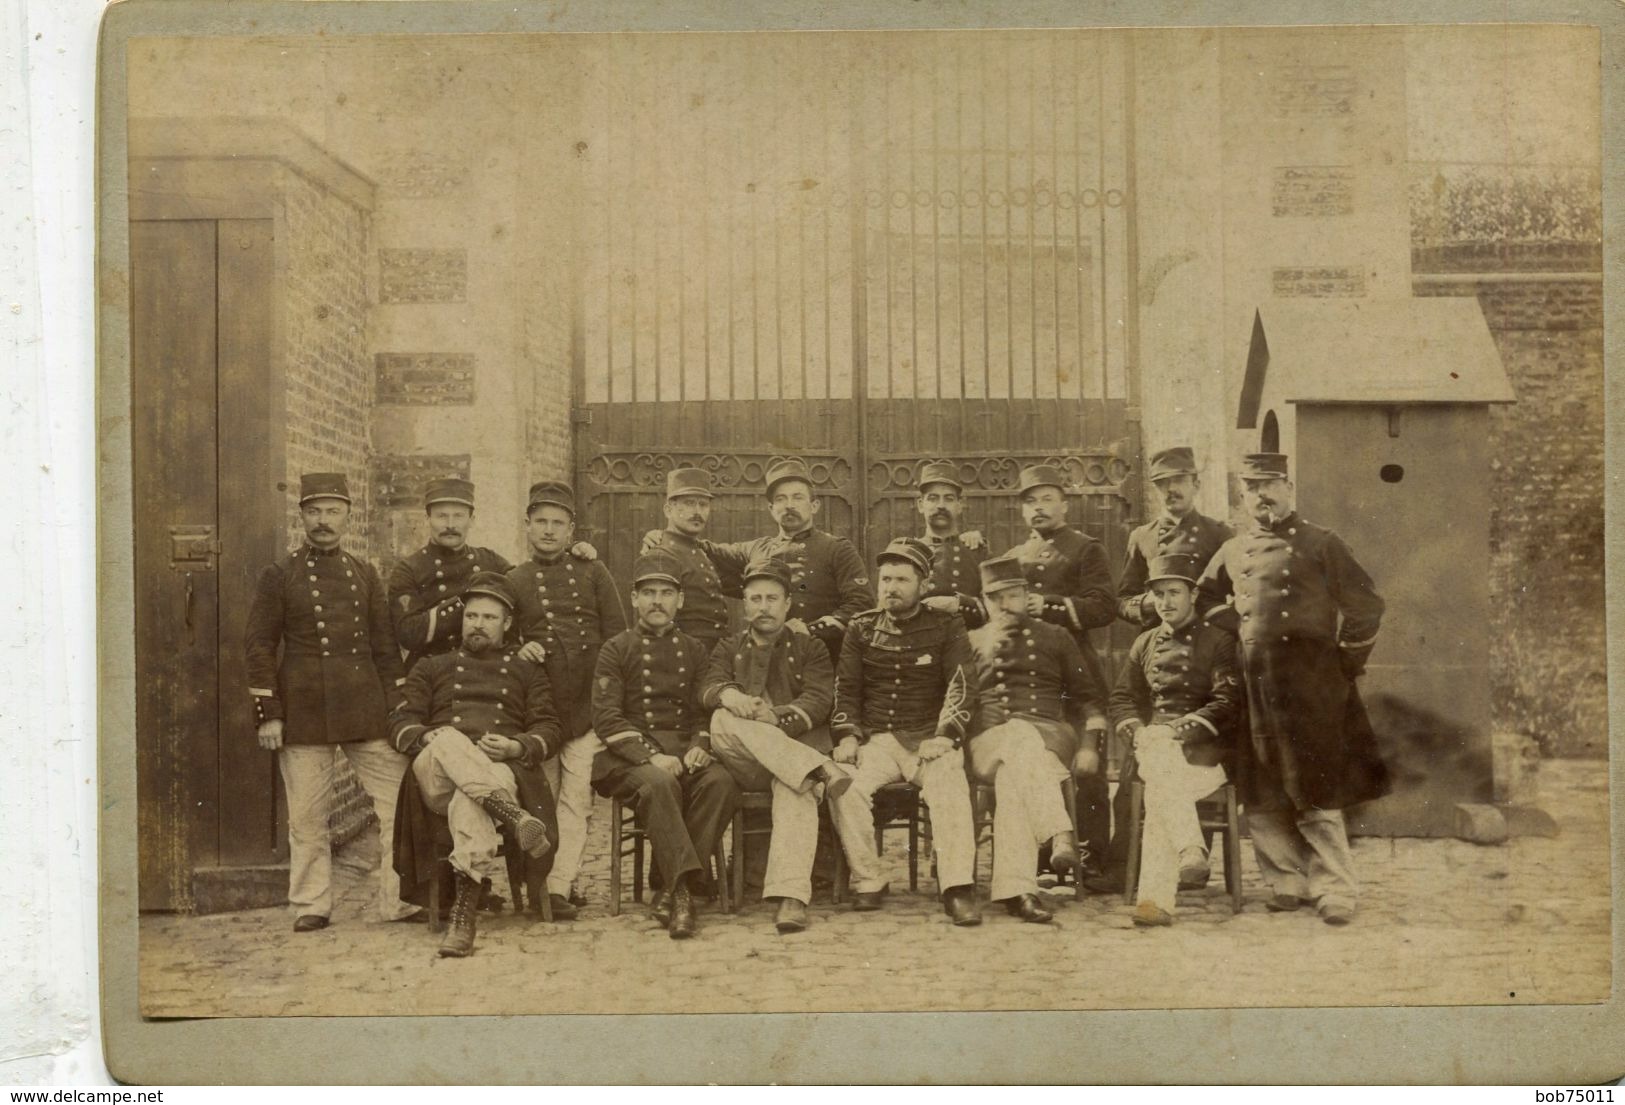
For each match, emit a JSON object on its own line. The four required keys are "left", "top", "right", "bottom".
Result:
{"left": 1418, "top": 279, "right": 1605, "bottom": 756}
{"left": 280, "top": 172, "right": 374, "bottom": 558}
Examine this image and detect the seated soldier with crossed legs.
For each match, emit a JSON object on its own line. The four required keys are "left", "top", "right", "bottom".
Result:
{"left": 700, "top": 556, "right": 852, "bottom": 934}
{"left": 1108, "top": 553, "right": 1242, "bottom": 927}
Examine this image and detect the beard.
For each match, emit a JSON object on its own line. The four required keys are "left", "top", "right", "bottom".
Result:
{"left": 463, "top": 630, "right": 495, "bottom": 653}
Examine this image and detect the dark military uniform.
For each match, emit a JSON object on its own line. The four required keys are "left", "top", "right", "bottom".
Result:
{"left": 389, "top": 543, "right": 514, "bottom": 671}
{"left": 1117, "top": 511, "right": 1235, "bottom": 628}
{"left": 246, "top": 544, "right": 406, "bottom": 743}
{"left": 658, "top": 529, "right": 731, "bottom": 648}
{"left": 707, "top": 526, "right": 872, "bottom": 660}
{"left": 922, "top": 533, "right": 991, "bottom": 621}
{"left": 969, "top": 613, "right": 1109, "bottom": 764}
{"left": 507, "top": 552, "right": 626, "bottom": 738}
{"left": 590, "top": 620, "right": 739, "bottom": 887}
{"left": 700, "top": 625, "right": 835, "bottom": 752}
{"left": 1109, "top": 620, "right": 1242, "bottom": 768}
{"left": 1198, "top": 510, "right": 1387, "bottom": 811}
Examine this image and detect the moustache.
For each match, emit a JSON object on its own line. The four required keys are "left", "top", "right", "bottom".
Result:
{"left": 312, "top": 527, "right": 334, "bottom": 534}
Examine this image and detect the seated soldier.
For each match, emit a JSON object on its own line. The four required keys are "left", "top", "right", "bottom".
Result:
{"left": 826, "top": 538, "right": 984, "bottom": 927}
{"left": 390, "top": 572, "right": 563, "bottom": 958}
{"left": 966, "top": 557, "right": 1109, "bottom": 923}
{"left": 591, "top": 551, "right": 740, "bottom": 939}
{"left": 1108, "top": 554, "right": 1242, "bottom": 927}
{"left": 701, "top": 556, "right": 851, "bottom": 934}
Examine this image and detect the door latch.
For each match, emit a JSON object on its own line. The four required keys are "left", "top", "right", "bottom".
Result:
{"left": 169, "top": 524, "right": 220, "bottom": 570}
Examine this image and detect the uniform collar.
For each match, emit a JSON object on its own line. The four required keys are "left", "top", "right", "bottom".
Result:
{"left": 921, "top": 532, "right": 959, "bottom": 545}
{"left": 1028, "top": 525, "right": 1066, "bottom": 543}
{"left": 303, "top": 543, "right": 342, "bottom": 558}
{"left": 457, "top": 642, "right": 511, "bottom": 660}
{"left": 530, "top": 548, "right": 568, "bottom": 566}
{"left": 637, "top": 620, "right": 677, "bottom": 638}
{"left": 877, "top": 602, "right": 924, "bottom": 632}
{"left": 426, "top": 542, "right": 471, "bottom": 560}
{"left": 1157, "top": 510, "right": 1192, "bottom": 530}
{"left": 1153, "top": 617, "right": 1198, "bottom": 641}
{"left": 747, "top": 626, "right": 788, "bottom": 649}
{"left": 663, "top": 528, "right": 703, "bottom": 548}
{"left": 779, "top": 525, "right": 816, "bottom": 542}
{"left": 1251, "top": 510, "right": 1299, "bottom": 536}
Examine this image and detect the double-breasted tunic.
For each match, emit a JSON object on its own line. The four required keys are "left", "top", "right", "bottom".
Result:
{"left": 1108, "top": 621, "right": 1242, "bottom": 768}
{"left": 1004, "top": 525, "right": 1117, "bottom": 654}
{"left": 654, "top": 529, "right": 732, "bottom": 647}
{"left": 590, "top": 623, "right": 713, "bottom": 779}
{"left": 920, "top": 533, "right": 991, "bottom": 620}
{"left": 706, "top": 527, "right": 872, "bottom": 657}
{"left": 832, "top": 605, "right": 976, "bottom": 751}
{"left": 506, "top": 552, "right": 626, "bottom": 738}
{"left": 244, "top": 545, "right": 405, "bottom": 745}
{"left": 699, "top": 626, "right": 836, "bottom": 751}
{"left": 389, "top": 645, "right": 565, "bottom": 764}
{"left": 968, "top": 614, "right": 1109, "bottom": 763}
{"left": 1198, "top": 512, "right": 1387, "bottom": 810}
{"left": 387, "top": 543, "right": 513, "bottom": 670}
{"left": 1116, "top": 511, "right": 1235, "bottom": 627}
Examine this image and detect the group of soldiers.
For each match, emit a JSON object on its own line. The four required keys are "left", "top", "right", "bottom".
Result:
{"left": 244, "top": 446, "right": 1387, "bottom": 957}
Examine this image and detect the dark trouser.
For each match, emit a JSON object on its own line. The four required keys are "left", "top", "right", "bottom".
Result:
{"left": 602, "top": 761, "right": 739, "bottom": 886}
{"left": 1076, "top": 770, "right": 1110, "bottom": 869}
{"left": 1103, "top": 747, "right": 1139, "bottom": 878}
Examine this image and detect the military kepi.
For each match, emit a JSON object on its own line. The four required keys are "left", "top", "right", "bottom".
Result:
{"left": 666, "top": 467, "right": 714, "bottom": 500}
{"left": 742, "top": 555, "right": 793, "bottom": 591}
{"left": 1017, "top": 464, "right": 1068, "bottom": 495}
{"left": 978, "top": 556, "right": 1026, "bottom": 594}
{"left": 462, "top": 570, "right": 517, "bottom": 610}
{"left": 876, "top": 536, "right": 933, "bottom": 577}
{"left": 298, "top": 471, "right": 351, "bottom": 505}
{"left": 424, "top": 476, "right": 476, "bottom": 508}
{"left": 917, "top": 460, "right": 963, "bottom": 493}
{"left": 527, "top": 480, "right": 576, "bottom": 516}
{"left": 763, "top": 457, "right": 813, "bottom": 498}
{"left": 1147, "top": 446, "right": 1197, "bottom": 482}
{"left": 632, "top": 550, "right": 684, "bottom": 587}
{"left": 1238, "top": 452, "right": 1289, "bottom": 480}
{"left": 1145, "top": 553, "right": 1202, "bottom": 586}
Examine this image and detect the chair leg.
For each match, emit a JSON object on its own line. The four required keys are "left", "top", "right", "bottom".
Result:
{"left": 503, "top": 838, "right": 526, "bottom": 915}
{"left": 632, "top": 817, "right": 645, "bottom": 905}
{"left": 1224, "top": 784, "right": 1244, "bottom": 913}
{"left": 730, "top": 810, "right": 745, "bottom": 914}
{"left": 1063, "top": 777, "right": 1083, "bottom": 902}
{"left": 714, "top": 840, "right": 732, "bottom": 914}
{"left": 1123, "top": 780, "right": 1144, "bottom": 905}
{"left": 907, "top": 801, "right": 920, "bottom": 893}
{"left": 609, "top": 797, "right": 623, "bottom": 918}
{"left": 429, "top": 861, "right": 445, "bottom": 934}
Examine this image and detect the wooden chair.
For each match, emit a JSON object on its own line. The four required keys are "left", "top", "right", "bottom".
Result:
{"left": 608, "top": 793, "right": 731, "bottom": 916}
{"left": 728, "top": 790, "right": 849, "bottom": 909}
{"left": 1122, "top": 780, "right": 1244, "bottom": 912}
{"left": 971, "top": 775, "right": 1085, "bottom": 900}
{"left": 426, "top": 825, "right": 551, "bottom": 932}
{"left": 833, "top": 780, "right": 932, "bottom": 898}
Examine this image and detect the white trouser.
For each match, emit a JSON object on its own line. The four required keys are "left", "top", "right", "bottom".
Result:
{"left": 967, "top": 720, "right": 1072, "bottom": 902}
{"left": 1133, "top": 725, "right": 1226, "bottom": 909}
{"left": 1248, "top": 806, "right": 1358, "bottom": 913}
{"left": 543, "top": 729, "right": 603, "bottom": 896}
{"left": 411, "top": 735, "right": 518, "bottom": 884}
{"left": 830, "top": 731, "right": 976, "bottom": 895}
{"left": 279, "top": 739, "right": 415, "bottom": 921}
{"left": 707, "top": 709, "right": 832, "bottom": 904}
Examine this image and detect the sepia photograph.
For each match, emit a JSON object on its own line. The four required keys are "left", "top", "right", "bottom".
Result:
{"left": 101, "top": 2, "right": 1610, "bottom": 1049}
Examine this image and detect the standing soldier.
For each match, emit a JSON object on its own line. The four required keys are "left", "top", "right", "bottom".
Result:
{"left": 506, "top": 480, "right": 626, "bottom": 920}
{"left": 910, "top": 460, "right": 992, "bottom": 623}
{"left": 1198, "top": 453, "right": 1387, "bottom": 926}
{"left": 680, "top": 458, "right": 872, "bottom": 665}
{"left": 1109, "top": 553, "right": 1242, "bottom": 927}
{"left": 700, "top": 556, "right": 849, "bottom": 934}
{"left": 244, "top": 472, "right": 420, "bottom": 931}
{"left": 965, "top": 557, "right": 1110, "bottom": 923}
{"left": 646, "top": 467, "right": 732, "bottom": 650}
{"left": 1098, "top": 445, "right": 1235, "bottom": 893}
{"left": 826, "top": 538, "right": 983, "bottom": 927}
{"left": 390, "top": 572, "right": 564, "bottom": 957}
{"left": 388, "top": 478, "right": 512, "bottom": 671}
{"left": 591, "top": 551, "right": 740, "bottom": 939}
{"left": 997, "top": 464, "right": 1116, "bottom": 881}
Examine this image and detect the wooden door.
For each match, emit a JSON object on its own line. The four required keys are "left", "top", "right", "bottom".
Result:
{"left": 132, "top": 217, "right": 282, "bottom": 910}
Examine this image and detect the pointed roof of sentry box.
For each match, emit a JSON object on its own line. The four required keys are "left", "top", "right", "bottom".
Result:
{"left": 1237, "top": 298, "right": 1515, "bottom": 430}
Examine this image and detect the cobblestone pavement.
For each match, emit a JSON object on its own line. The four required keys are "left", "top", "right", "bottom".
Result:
{"left": 139, "top": 760, "right": 1610, "bottom": 1016}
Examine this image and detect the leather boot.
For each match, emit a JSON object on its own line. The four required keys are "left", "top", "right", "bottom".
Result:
{"left": 668, "top": 879, "right": 697, "bottom": 940}
{"left": 1048, "top": 830, "right": 1079, "bottom": 876}
{"left": 648, "top": 889, "right": 673, "bottom": 926}
{"left": 1004, "top": 893, "right": 1054, "bottom": 924}
{"left": 943, "top": 885, "right": 983, "bottom": 927}
{"left": 811, "top": 763, "right": 853, "bottom": 802}
{"left": 774, "top": 897, "right": 809, "bottom": 933}
{"left": 477, "top": 794, "right": 553, "bottom": 859}
{"left": 438, "top": 872, "right": 480, "bottom": 957}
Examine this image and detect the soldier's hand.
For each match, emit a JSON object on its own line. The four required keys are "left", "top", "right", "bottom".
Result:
{"left": 651, "top": 753, "right": 684, "bottom": 778}
{"left": 785, "top": 617, "right": 811, "bottom": 636}
{"left": 256, "top": 719, "right": 284, "bottom": 751}
{"left": 832, "top": 736, "right": 860, "bottom": 765}
{"left": 750, "top": 698, "right": 777, "bottom": 724}
{"left": 516, "top": 640, "right": 547, "bottom": 664}
{"left": 478, "top": 734, "right": 521, "bottom": 761}
{"left": 922, "top": 595, "right": 960, "bottom": 614}
{"left": 720, "top": 688, "right": 756, "bottom": 718}
{"left": 569, "top": 541, "right": 598, "bottom": 561}
{"left": 961, "top": 529, "right": 985, "bottom": 549}
{"left": 809, "top": 615, "right": 843, "bottom": 635}
{"left": 682, "top": 745, "right": 712, "bottom": 771}
{"left": 1024, "top": 593, "right": 1047, "bottom": 617}
{"left": 916, "top": 736, "right": 955, "bottom": 762}
{"left": 639, "top": 529, "right": 666, "bottom": 554}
